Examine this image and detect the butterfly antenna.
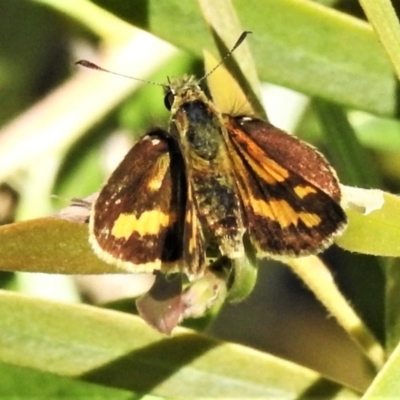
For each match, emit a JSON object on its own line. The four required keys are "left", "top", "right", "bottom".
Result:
{"left": 75, "top": 60, "right": 166, "bottom": 88}
{"left": 199, "top": 31, "right": 252, "bottom": 83}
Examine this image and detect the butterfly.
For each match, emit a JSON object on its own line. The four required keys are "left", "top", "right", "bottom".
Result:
{"left": 82, "top": 33, "right": 347, "bottom": 281}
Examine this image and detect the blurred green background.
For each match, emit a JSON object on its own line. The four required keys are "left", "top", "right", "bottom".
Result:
{"left": 1, "top": 0, "right": 400, "bottom": 398}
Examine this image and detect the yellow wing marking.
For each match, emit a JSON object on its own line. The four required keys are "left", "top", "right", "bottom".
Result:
{"left": 111, "top": 210, "right": 175, "bottom": 239}
{"left": 251, "top": 198, "right": 321, "bottom": 228}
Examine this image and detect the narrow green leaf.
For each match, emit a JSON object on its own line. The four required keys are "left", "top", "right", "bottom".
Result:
{"left": 198, "top": 0, "right": 265, "bottom": 116}
{"left": 313, "top": 99, "right": 382, "bottom": 187}
{"left": 0, "top": 363, "right": 143, "bottom": 400}
{"left": 0, "top": 291, "right": 359, "bottom": 398}
{"left": 234, "top": 0, "right": 394, "bottom": 116}
{"left": 0, "top": 218, "right": 116, "bottom": 274}
{"left": 82, "top": 0, "right": 395, "bottom": 116}
{"left": 336, "top": 192, "right": 400, "bottom": 257}
{"left": 362, "top": 339, "right": 400, "bottom": 398}
{"left": 384, "top": 259, "right": 400, "bottom": 353}
{"left": 359, "top": 0, "right": 400, "bottom": 80}
{"left": 286, "top": 256, "right": 384, "bottom": 372}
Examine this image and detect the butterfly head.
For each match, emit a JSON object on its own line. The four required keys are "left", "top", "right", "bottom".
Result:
{"left": 163, "top": 75, "right": 209, "bottom": 112}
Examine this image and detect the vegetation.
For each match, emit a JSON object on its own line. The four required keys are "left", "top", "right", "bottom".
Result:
{"left": 1, "top": 0, "right": 400, "bottom": 398}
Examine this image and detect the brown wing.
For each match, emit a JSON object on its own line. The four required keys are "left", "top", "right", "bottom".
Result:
{"left": 225, "top": 116, "right": 347, "bottom": 257}
{"left": 182, "top": 182, "right": 207, "bottom": 278}
{"left": 89, "top": 129, "right": 186, "bottom": 273}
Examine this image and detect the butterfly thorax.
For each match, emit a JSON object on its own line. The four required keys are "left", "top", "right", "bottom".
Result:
{"left": 165, "top": 76, "right": 245, "bottom": 259}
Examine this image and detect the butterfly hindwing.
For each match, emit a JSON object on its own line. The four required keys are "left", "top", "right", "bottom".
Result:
{"left": 183, "top": 183, "right": 206, "bottom": 276}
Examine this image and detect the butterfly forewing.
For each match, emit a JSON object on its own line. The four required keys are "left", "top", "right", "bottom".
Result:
{"left": 225, "top": 115, "right": 347, "bottom": 257}
{"left": 89, "top": 129, "right": 186, "bottom": 273}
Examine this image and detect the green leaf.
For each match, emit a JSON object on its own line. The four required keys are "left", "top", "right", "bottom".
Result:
{"left": 0, "top": 363, "right": 144, "bottom": 400}
{"left": 82, "top": 0, "right": 395, "bottom": 116}
{"left": 0, "top": 290, "right": 359, "bottom": 398}
{"left": 362, "top": 339, "right": 400, "bottom": 398}
{"left": 359, "top": 0, "right": 400, "bottom": 80}
{"left": 0, "top": 218, "right": 116, "bottom": 274}
{"left": 385, "top": 259, "right": 400, "bottom": 353}
{"left": 313, "top": 99, "right": 382, "bottom": 188}
{"left": 198, "top": 1, "right": 265, "bottom": 116}
{"left": 336, "top": 191, "right": 400, "bottom": 257}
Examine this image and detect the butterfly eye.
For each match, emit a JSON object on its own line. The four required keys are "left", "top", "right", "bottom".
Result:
{"left": 164, "top": 91, "right": 175, "bottom": 110}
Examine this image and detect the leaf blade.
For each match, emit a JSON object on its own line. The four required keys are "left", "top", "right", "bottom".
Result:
{"left": 0, "top": 290, "right": 359, "bottom": 398}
